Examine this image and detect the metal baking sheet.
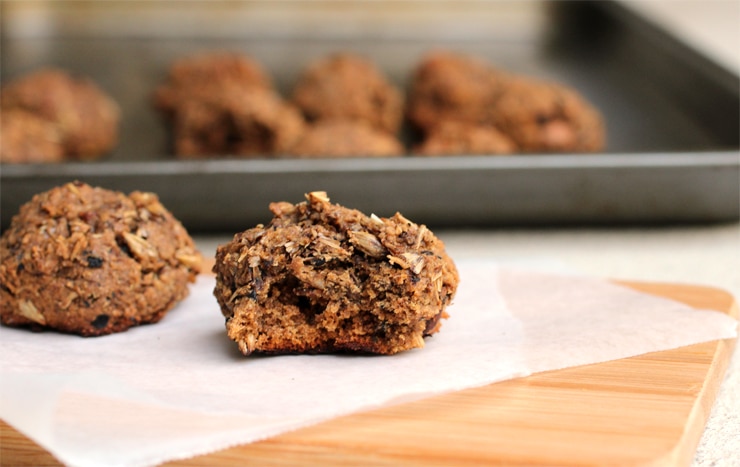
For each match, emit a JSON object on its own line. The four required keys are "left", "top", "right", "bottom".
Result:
{"left": 1, "top": 0, "right": 738, "bottom": 232}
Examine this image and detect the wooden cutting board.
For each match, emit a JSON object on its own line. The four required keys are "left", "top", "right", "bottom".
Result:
{"left": 1, "top": 281, "right": 737, "bottom": 467}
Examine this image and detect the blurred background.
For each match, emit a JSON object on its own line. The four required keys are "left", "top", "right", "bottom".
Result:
{"left": 1, "top": 1, "right": 738, "bottom": 231}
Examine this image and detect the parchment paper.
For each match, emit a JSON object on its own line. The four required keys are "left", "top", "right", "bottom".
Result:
{"left": 0, "top": 261, "right": 736, "bottom": 467}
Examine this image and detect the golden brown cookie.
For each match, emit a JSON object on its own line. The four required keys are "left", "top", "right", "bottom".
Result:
{"left": 172, "top": 87, "right": 306, "bottom": 158}
{"left": 1, "top": 68, "right": 120, "bottom": 161}
{"left": 491, "top": 77, "right": 606, "bottom": 153}
{"left": 213, "top": 192, "right": 459, "bottom": 356}
{"left": 287, "top": 120, "right": 404, "bottom": 158}
{"left": 153, "top": 51, "right": 273, "bottom": 116}
{"left": 413, "top": 121, "right": 515, "bottom": 156}
{"left": 153, "top": 51, "right": 302, "bottom": 158}
{"left": 0, "top": 181, "right": 202, "bottom": 336}
{"left": 406, "top": 50, "right": 505, "bottom": 133}
{"left": 292, "top": 53, "right": 404, "bottom": 134}
{"left": 0, "top": 109, "right": 65, "bottom": 164}
{"left": 407, "top": 50, "right": 605, "bottom": 153}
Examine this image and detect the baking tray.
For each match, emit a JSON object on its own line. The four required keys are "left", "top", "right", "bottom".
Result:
{"left": 1, "top": 0, "right": 738, "bottom": 232}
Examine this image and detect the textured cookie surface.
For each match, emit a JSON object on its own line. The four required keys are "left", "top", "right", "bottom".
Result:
{"left": 407, "top": 50, "right": 605, "bottom": 153}
{"left": 171, "top": 87, "right": 305, "bottom": 158}
{"left": 153, "top": 51, "right": 274, "bottom": 116}
{"left": 414, "top": 121, "right": 515, "bottom": 156}
{"left": 491, "top": 77, "right": 606, "bottom": 153}
{"left": 292, "top": 53, "right": 404, "bottom": 134}
{"left": 0, "top": 109, "right": 64, "bottom": 163}
{"left": 213, "top": 192, "right": 459, "bottom": 355}
{"left": 0, "top": 181, "right": 202, "bottom": 336}
{"left": 288, "top": 120, "right": 403, "bottom": 158}
{"left": 407, "top": 50, "right": 504, "bottom": 132}
{"left": 0, "top": 68, "right": 119, "bottom": 161}
{"left": 153, "top": 51, "right": 305, "bottom": 158}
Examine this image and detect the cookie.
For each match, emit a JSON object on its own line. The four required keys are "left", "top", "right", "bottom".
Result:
{"left": 154, "top": 51, "right": 303, "bottom": 158}
{"left": 171, "top": 87, "right": 305, "bottom": 158}
{"left": 287, "top": 120, "right": 404, "bottom": 158}
{"left": 213, "top": 191, "right": 459, "bottom": 355}
{"left": 0, "top": 109, "right": 64, "bottom": 164}
{"left": 407, "top": 50, "right": 605, "bottom": 153}
{"left": 292, "top": 53, "right": 404, "bottom": 134}
{"left": 491, "top": 77, "right": 606, "bottom": 153}
{"left": 406, "top": 50, "right": 505, "bottom": 133}
{"left": 0, "top": 68, "right": 120, "bottom": 161}
{"left": 0, "top": 181, "right": 202, "bottom": 336}
{"left": 413, "top": 121, "right": 515, "bottom": 156}
{"left": 153, "top": 51, "right": 273, "bottom": 117}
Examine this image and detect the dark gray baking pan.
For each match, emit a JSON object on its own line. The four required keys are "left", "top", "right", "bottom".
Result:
{"left": 1, "top": 0, "right": 738, "bottom": 232}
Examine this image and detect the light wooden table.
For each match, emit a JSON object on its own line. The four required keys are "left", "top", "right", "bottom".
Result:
{"left": 2, "top": 274, "right": 737, "bottom": 466}
{"left": 195, "top": 223, "right": 740, "bottom": 466}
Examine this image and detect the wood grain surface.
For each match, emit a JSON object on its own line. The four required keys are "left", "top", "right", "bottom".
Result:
{"left": 1, "top": 281, "right": 737, "bottom": 467}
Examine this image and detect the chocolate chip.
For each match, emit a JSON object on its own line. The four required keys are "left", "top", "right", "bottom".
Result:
{"left": 86, "top": 255, "right": 104, "bottom": 268}
{"left": 91, "top": 314, "right": 109, "bottom": 329}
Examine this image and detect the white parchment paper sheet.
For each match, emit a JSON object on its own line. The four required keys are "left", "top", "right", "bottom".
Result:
{"left": 1, "top": 261, "right": 737, "bottom": 467}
